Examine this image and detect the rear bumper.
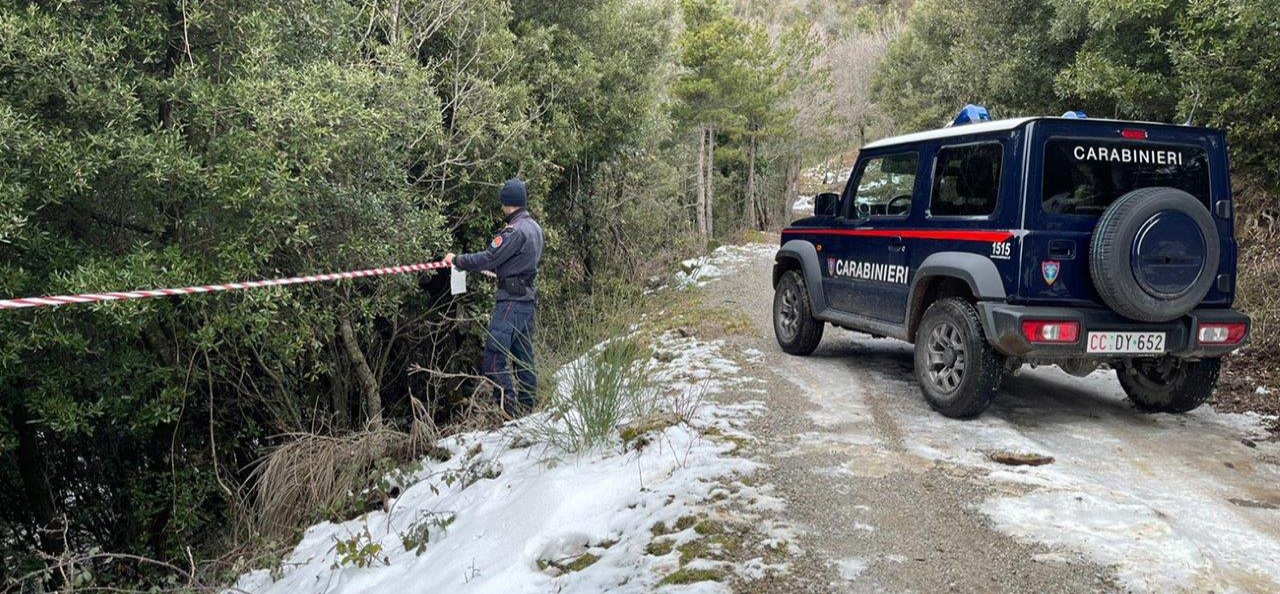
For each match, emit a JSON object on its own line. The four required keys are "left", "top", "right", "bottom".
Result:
{"left": 977, "top": 303, "right": 1250, "bottom": 359}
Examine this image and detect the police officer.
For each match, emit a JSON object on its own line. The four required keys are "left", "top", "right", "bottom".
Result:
{"left": 444, "top": 179, "right": 544, "bottom": 415}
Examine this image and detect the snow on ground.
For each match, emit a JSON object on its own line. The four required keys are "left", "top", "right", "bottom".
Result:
{"left": 231, "top": 332, "right": 787, "bottom": 594}
{"left": 888, "top": 364, "right": 1280, "bottom": 593}
{"left": 674, "top": 244, "right": 776, "bottom": 288}
{"left": 778, "top": 320, "right": 1280, "bottom": 593}
{"left": 792, "top": 195, "right": 814, "bottom": 213}
{"left": 833, "top": 557, "right": 869, "bottom": 581}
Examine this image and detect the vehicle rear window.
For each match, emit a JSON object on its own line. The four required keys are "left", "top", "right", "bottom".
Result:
{"left": 1042, "top": 139, "right": 1210, "bottom": 216}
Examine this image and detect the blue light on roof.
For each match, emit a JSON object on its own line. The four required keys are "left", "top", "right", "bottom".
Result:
{"left": 952, "top": 104, "right": 991, "bottom": 126}
{"left": 1061, "top": 110, "right": 1088, "bottom": 119}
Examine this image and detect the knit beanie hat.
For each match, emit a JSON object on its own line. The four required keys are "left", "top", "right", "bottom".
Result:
{"left": 500, "top": 179, "right": 527, "bottom": 207}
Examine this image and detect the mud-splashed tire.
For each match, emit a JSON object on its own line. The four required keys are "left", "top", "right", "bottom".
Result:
{"left": 1117, "top": 357, "right": 1220, "bottom": 414}
{"left": 913, "top": 298, "right": 1005, "bottom": 419}
{"left": 773, "top": 270, "right": 824, "bottom": 356}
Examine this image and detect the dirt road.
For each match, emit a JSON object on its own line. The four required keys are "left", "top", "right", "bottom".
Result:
{"left": 700, "top": 243, "right": 1280, "bottom": 594}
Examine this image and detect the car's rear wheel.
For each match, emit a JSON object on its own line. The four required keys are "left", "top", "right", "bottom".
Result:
{"left": 773, "top": 269, "right": 824, "bottom": 355}
{"left": 913, "top": 298, "right": 1005, "bottom": 418}
{"left": 1117, "top": 357, "right": 1220, "bottom": 413}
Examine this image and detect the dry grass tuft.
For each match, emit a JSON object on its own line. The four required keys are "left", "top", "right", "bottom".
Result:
{"left": 1233, "top": 179, "right": 1280, "bottom": 356}
{"left": 246, "top": 397, "right": 457, "bottom": 539}
{"left": 247, "top": 430, "right": 413, "bottom": 538}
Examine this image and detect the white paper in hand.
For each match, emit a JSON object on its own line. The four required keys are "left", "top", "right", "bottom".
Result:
{"left": 450, "top": 267, "right": 467, "bottom": 295}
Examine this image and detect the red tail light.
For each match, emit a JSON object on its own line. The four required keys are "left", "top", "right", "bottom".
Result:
{"left": 1120, "top": 129, "right": 1148, "bottom": 140}
{"left": 1021, "top": 320, "right": 1080, "bottom": 344}
{"left": 1197, "top": 323, "right": 1247, "bottom": 345}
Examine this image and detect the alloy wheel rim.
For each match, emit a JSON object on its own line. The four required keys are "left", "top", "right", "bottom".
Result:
{"left": 778, "top": 286, "right": 800, "bottom": 340}
{"left": 926, "top": 321, "right": 966, "bottom": 393}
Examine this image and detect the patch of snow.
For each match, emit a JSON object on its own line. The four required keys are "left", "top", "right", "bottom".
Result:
{"left": 675, "top": 244, "right": 776, "bottom": 288}
{"left": 985, "top": 492, "right": 1206, "bottom": 590}
{"left": 889, "top": 364, "right": 1280, "bottom": 593}
{"left": 231, "top": 333, "right": 782, "bottom": 594}
{"left": 1255, "top": 385, "right": 1271, "bottom": 395}
{"left": 792, "top": 195, "right": 814, "bottom": 213}
{"left": 779, "top": 317, "right": 1280, "bottom": 594}
{"left": 834, "top": 557, "right": 869, "bottom": 580}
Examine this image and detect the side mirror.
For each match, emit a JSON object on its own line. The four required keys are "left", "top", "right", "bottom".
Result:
{"left": 815, "top": 192, "right": 840, "bottom": 217}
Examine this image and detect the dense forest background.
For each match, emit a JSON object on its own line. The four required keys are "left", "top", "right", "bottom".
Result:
{"left": 1, "top": 0, "right": 1276, "bottom": 589}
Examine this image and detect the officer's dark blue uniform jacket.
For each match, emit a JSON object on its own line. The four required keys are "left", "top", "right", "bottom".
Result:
{"left": 454, "top": 209, "right": 543, "bottom": 301}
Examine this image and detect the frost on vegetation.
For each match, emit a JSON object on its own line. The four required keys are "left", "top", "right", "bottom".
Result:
{"left": 231, "top": 331, "right": 791, "bottom": 594}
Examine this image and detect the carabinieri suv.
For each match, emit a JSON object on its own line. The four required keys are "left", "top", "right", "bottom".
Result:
{"left": 772, "top": 105, "right": 1249, "bottom": 418}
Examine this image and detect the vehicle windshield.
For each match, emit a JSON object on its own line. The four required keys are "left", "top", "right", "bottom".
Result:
{"left": 1041, "top": 139, "right": 1210, "bottom": 216}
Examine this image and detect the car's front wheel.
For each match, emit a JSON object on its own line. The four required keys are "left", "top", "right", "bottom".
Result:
{"left": 1117, "top": 357, "right": 1220, "bottom": 413}
{"left": 913, "top": 298, "right": 1005, "bottom": 418}
{"left": 773, "top": 269, "right": 824, "bottom": 355}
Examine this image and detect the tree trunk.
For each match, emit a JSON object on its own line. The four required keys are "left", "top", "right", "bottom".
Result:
{"left": 784, "top": 157, "right": 801, "bottom": 223}
{"left": 705, "top": 126, "right": 715, "bottom": 238}
{"left": 160, "top": 3, "right": 178, "bottom": 129}
{"left": 695, "top": 127, "right": 707, "bottom": 237}
{"left": 389, "top": 0, "right": 401, "bottom": 44}
{"left": 745, "top": 132, "right": 757, "bottom": 230}
{"left": 339, "top": 314, "right": 382, "bottom": 428}
{"left": 12, "top": 403, "right": 60, "bottom": 556}
{"left": 329, "top": 339, "right": 351, "bottom": 429}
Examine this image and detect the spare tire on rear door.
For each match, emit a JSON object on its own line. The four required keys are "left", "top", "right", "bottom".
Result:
{"left": 1089, "top": 187, "right": 1219, "bottom": 322}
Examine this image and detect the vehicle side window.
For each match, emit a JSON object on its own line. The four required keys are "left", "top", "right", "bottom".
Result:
{"left": 849, "top": 153, "right": 919, "bottom": 218}
{"left": 930, "top": 143, "right": 1003, "bottom": 217}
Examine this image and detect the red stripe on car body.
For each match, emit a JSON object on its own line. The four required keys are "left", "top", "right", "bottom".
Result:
{"left": 781, "top": 228, "right": 1014, "bottom": 242}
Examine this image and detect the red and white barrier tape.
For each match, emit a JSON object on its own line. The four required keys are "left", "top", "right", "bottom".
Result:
{"left": 0, "top": 261, "right": 451, "bottom": 311}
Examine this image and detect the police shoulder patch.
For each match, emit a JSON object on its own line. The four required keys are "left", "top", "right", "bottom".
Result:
{"left": 490, "top": 235, "right": 504, "bottom": 249}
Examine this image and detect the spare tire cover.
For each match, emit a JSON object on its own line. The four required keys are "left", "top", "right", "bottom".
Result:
{"left": 1089, "top": 187, "right": 1219, "bottom": 322}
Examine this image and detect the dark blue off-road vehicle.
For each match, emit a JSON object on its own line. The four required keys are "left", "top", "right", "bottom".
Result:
{"left": 773, "top": 105, "right": 1250, "bottom": 418}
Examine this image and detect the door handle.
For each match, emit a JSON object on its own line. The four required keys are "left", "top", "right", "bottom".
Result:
{"left": 888, "top": 236, "right": 905, "bottom": 252}
{"left": 1048, "top": 239, "right": 1076, "bottom": 260}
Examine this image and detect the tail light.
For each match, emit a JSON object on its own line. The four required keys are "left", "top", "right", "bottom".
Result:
{"left": 1197, "top": 323, "right": 1247, "bottom": 345}
{"left": 1120, "top": 129, "right": 1148, "bottom": 140}
{"left": 1021, "top": 320, "right": 1080, "bottom": 344}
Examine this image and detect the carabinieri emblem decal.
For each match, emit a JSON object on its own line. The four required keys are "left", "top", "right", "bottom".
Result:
{"left": 1042, "top": 260, "right": 1061, "bottom": 286}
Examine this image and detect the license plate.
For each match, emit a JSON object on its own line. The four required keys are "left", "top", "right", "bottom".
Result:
{"left": 1086, "top": 332, "right": 1166, "bottom": 354}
